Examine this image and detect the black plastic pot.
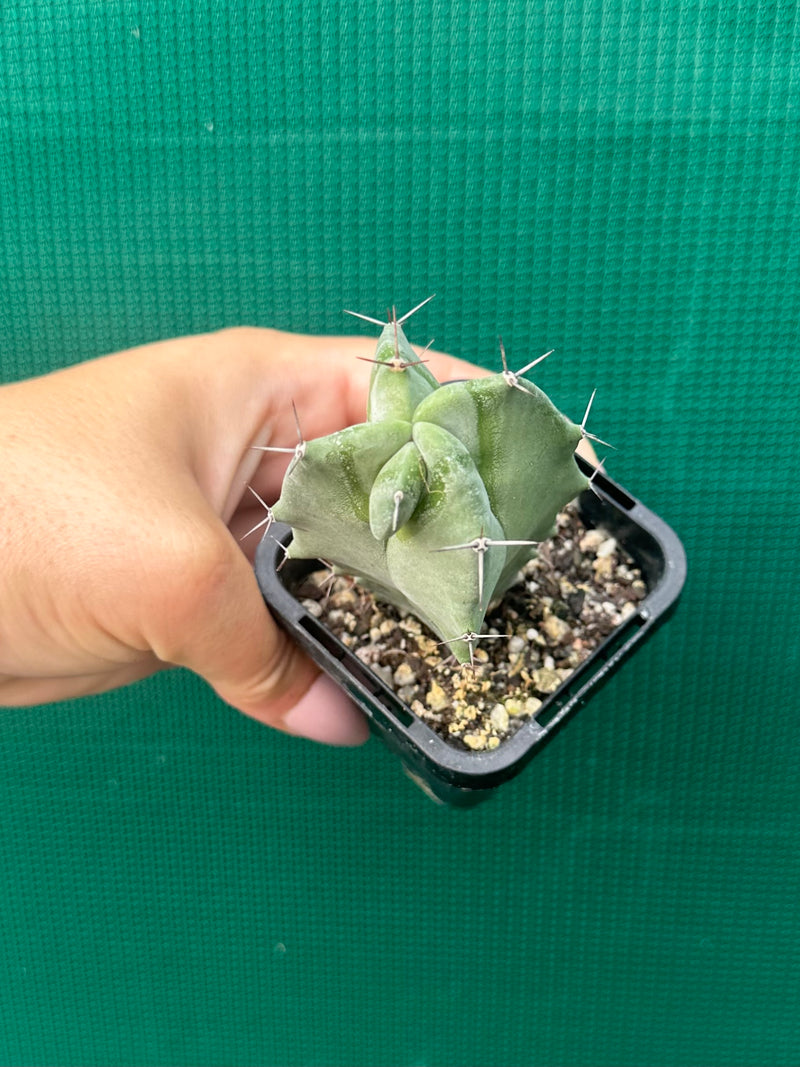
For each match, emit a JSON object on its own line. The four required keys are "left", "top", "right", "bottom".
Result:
{"left": 254, "top": 456, "right": 686, "bottom": 806}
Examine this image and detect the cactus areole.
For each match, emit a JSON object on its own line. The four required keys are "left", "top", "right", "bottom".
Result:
{"left": 271, "top": 308, "right": 591, "bottom": 664}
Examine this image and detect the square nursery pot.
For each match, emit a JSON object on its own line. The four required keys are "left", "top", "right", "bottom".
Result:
{"left": 254, "top": 455, "right": 686, "bottom": 806}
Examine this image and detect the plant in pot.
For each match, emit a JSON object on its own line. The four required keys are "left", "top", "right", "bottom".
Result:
{"left": 254, "top": 301, "right": 686, "bottom": 805}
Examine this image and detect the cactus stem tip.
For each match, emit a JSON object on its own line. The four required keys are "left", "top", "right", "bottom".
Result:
{"left": 343, "top": 293, "right": 435, "bottom": 330}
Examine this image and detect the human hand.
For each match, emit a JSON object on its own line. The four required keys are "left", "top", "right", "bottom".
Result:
{"left": 0, "top": 327, "right": 489, "bottom": 743}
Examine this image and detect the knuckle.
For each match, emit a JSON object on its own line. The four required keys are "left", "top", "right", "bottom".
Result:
{"left": 169, "top": 524, "right": 234, "bottom": 611}
{"left": 144, "top": 520, "right": 238, "bottom": 661}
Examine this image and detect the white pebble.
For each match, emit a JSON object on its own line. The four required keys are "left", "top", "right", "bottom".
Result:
{"left": 373, "top": 664, "right": 394, "bottom": 688}
{"left": 490, "top": 704, "right": 509, "bottom": 732}
{"left": 463, "top": 733, "right": 488, "bottom": 751}
{"left": 596, "top": 537, "right": 618, "bottom": 559}
{"left": 579, "top": 529, "right": 605, "bottom": 552}
{"left": 393, "top": 662, "right": 417, "bottom": 687}
{"left": 542, "top": 615, "right": 571, "bottom": 642}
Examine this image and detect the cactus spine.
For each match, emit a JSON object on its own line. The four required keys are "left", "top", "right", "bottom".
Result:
{"left": 270, "top": 303, "right": 592, "bottom": 664}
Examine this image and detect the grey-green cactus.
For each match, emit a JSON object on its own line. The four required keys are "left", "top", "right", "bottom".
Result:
{"left": 268, "top": 302, "right": 593, "bottom": 664}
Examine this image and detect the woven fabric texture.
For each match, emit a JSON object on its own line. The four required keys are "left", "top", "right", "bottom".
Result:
{"left": 1, "top": 2, "right": 799, "bottom": 1065}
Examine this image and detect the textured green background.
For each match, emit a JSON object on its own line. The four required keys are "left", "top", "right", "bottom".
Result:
{"left": 1, "top": 2, "right": 798, "bottom": 1065}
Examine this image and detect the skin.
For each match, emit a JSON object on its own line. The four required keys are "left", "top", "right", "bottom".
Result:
{"left": 0, "top": 327, "right": 489, "bottom": 744}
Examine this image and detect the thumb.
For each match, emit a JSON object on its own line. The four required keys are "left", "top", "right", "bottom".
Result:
{"left": 160, "top": 527, "right": 369, "bottom": 746}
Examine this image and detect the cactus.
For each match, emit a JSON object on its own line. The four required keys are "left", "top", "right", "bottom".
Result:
{"left": 268, "top": 301, "right": 595, "bottom": 664}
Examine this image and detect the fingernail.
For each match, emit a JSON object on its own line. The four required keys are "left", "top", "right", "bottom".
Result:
{"left": 283, "top": 674, "right": 370, "bottom": 746}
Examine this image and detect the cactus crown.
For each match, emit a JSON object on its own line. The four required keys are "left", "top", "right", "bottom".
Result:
{"left": 270, "top": 302, "right": 591, "bottom": 664}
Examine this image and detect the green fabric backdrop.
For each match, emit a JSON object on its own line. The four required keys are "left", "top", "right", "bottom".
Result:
{"left": 1, "top": 2, "right": 798, "bottom": 1064}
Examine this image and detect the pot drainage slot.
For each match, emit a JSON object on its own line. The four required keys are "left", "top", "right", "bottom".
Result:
{"left": 534, "top": 613, "right": 645, "bottom": 729}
